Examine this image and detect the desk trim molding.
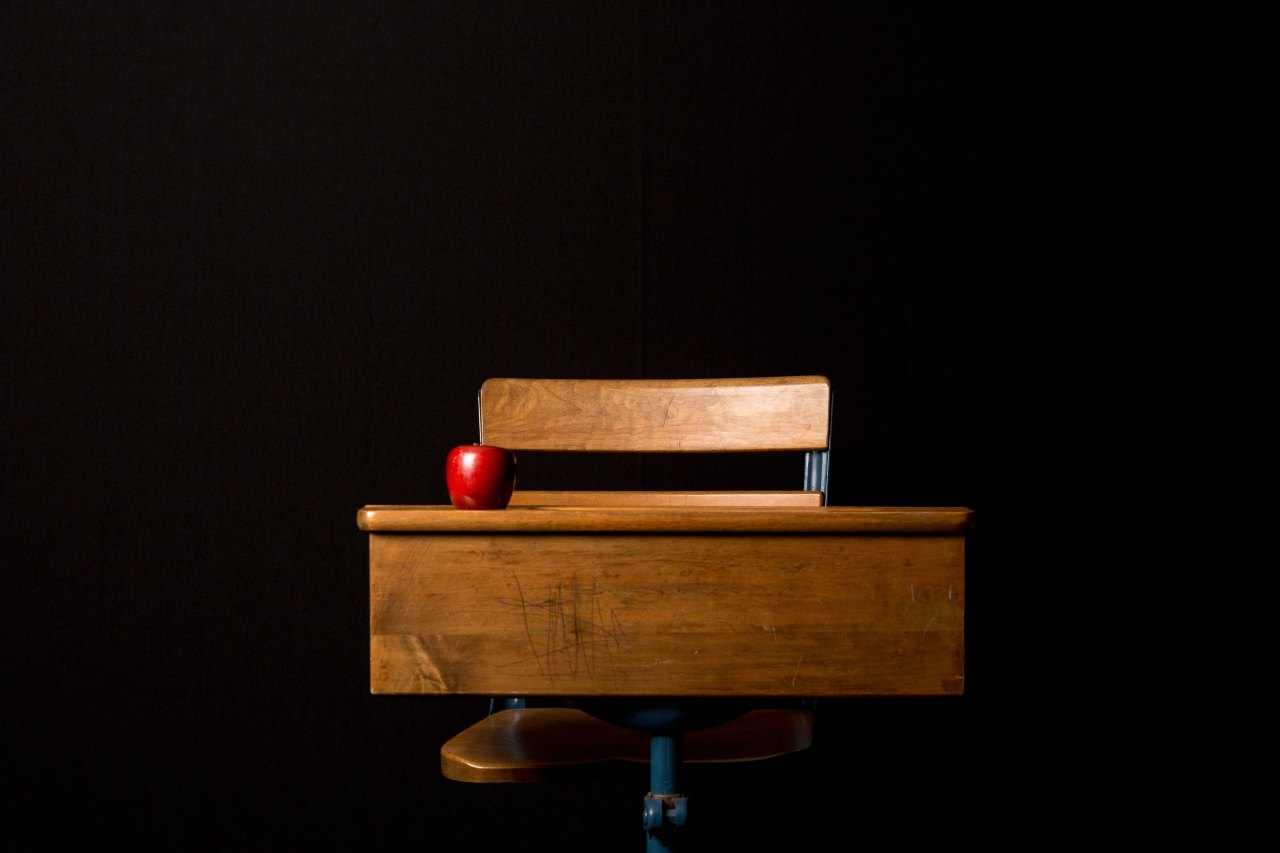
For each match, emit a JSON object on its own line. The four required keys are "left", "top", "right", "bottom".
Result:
{"left": 357, "top": 504, "right": 973, "bottom": 534}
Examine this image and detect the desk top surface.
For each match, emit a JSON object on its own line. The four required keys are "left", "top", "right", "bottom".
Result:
{"left": 357, "top": 503, "right": 973, "bottom": 534}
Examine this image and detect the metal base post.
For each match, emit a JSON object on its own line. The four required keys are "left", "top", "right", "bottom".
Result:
{"left": 643, "top": 734, "right": 688, "bottom": 852}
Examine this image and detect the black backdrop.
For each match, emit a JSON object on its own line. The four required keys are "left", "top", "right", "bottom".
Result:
{"left": 3, "top": 3, "right": 1110, "bottom": 849}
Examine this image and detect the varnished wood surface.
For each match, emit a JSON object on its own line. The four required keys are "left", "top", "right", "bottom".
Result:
{"left": 508, "top": 490, "right": 824, "bottom": 507}
{"left": 358, "top": 504, "right": 973, "bottom": 533}
{"left": 441, "top": 708, "right": 815, "bottom": 783}
{"left": 478, "top": 376, "right": 831, "bottom": 452}
{"left": 370, "top": 531, "right": 964, "bottom": 697}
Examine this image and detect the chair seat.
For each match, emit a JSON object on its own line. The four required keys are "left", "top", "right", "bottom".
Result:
{"left": 441, "top": 707, "right": 815, "bottom": 783}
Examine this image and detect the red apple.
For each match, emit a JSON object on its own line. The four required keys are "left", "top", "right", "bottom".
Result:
{"left": 445, "top": 444, "right": 517, "bottom": 510}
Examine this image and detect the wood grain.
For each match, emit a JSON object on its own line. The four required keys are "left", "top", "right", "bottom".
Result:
{"left": 369, "top": 530, "right": 964, "bottom": 697}
{"left": 478, "top": 376, "right": 831, "bottom": 452}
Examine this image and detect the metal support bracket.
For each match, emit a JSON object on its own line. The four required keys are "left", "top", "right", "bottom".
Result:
{"left": 643, "top": 793, "right": 688, "bottom": 831}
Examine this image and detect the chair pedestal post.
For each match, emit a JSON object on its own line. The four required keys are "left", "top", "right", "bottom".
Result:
{"left": 643, "top": 733, "right": 688, "bottom": 852}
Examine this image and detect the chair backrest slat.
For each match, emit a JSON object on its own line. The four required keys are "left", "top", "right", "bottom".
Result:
{"left": 478, "top": 376, "right": 831, "bottom": 453}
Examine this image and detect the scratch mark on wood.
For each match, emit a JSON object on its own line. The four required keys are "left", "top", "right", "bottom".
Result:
{"left": 911, "top": 584, "right": 915, "bottom": 603}
{"left": 508, "top": 570, "right": 544, "bottom": 677}
{"left": 500, "top": 571, "right": 627, "bottom": 683}
{"left": 916, "top": 615, "right": 938, "bottom": 656}
{"left": 792, "top": 656, "right": 803, "bottom": 688}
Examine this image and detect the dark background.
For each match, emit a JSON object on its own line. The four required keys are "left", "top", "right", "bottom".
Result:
{"left": 3, "top": 2, "right": 1111, "bottom": 848}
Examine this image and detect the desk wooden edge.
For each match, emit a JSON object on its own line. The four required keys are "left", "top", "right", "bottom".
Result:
{"left": 357, "top": 503, "right": 974, "bottom": 533}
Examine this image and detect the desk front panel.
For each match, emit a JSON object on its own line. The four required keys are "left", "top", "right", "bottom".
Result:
{"left": 369, "top": 532, "right": 963, "bottom": 697}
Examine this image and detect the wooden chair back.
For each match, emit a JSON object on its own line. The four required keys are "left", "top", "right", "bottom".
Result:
{"left": 477, "top": 376, "right": 832, "bottom": 506}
